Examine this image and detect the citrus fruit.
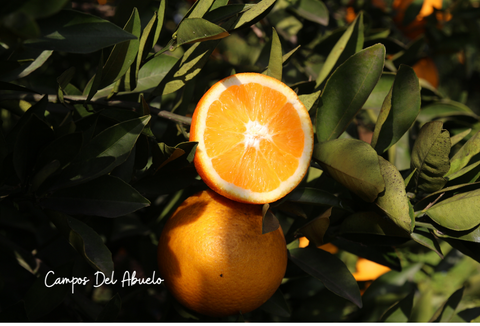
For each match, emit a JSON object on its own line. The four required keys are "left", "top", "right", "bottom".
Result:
{"left": 189, "top": 73, "right": 314, "bottom": 204}
{"left": 412, "top": 56, "right": 439, "bottom": 88}
{"left": 352, "top": 258, "right": 391, "bottom": 281}
{"left": 157, "top": 189, "right": 288, "bottom": 317}
{"left": 393, "top": 0, "right": 445, "bottom": 39}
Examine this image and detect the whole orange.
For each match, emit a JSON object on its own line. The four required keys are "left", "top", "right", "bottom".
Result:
{"left": 393, "top": 0, "right": 444, "bottom": 39}
{"left": 412, "top": 56, "right": 439, "bottom": 88}
{"left": 157, "top": 189, "right": 288, "bottom": 317}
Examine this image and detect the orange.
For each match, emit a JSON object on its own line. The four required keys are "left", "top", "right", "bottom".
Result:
{"left": 189, "top": 73, "right": 314, "bottom": 204}
{"left": 157, "top": 189, "right": 288, "bottom": 317}
{"left": 298, "top": 237, "right": 339, "bottom": 254}
{"left": 393, "top": 0, "right": 445, "bottom": 39}
{"left": 412, "top": 57, "right": 439, "bottom": 88}
{"left": 352, "top": 258, "right": 391, "bottom": 281}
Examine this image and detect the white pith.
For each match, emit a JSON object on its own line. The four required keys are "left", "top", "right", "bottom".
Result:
{"left": 194, "top": 73, "right": 314, "bottom": 203}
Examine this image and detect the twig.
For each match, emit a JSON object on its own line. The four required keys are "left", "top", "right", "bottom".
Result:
{"left": 0, "top": 93, "right": 192, "bottom": 125}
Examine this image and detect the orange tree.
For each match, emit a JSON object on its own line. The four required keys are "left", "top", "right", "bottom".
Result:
{"left": 1, "top": 0, "right": 480, "bottom": 322}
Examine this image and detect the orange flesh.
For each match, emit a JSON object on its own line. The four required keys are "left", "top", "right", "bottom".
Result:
{"left": 203, "top": 82, "right": 305, "bottom": 193}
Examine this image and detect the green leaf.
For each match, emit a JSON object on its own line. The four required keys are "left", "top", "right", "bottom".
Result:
{"left": 96, "top": 293, "right": 122, "bottom": 321}
{"left": 137, "top": 1, "right": 164, "bottom": 72}
{"left": 315, "top": 12, "right": 364, "bottom": 88}
{"left": 375, "top": 156, "right": 412, "bottom": 233}
{"left": 259, "top": 288, "right": 291, "bottom": 317}
{"left": 262, "top": 204, "right": 281, "bottom": 234}
{"left": 47, "top": 116, "right": 150, "bottom": 190}
{"left": 151, "top": 40, "right": 220, "bottom": 97}
{"left": 265, "top": 27, "right": 283, "bottom": 81}
{"left": 299, "top": 208, "right": 331, "bottom": 246}
{"left": 289, "top": 247, "right": 362, "bottom": 308}
{"left": 298, "top": 89, "right": 321, "bottom": 113}
{"left": 313, "top": 139, "right": 385, "bottom": 203}
{"left": 340, "top": 210, "right": 410, "bottom": 238}
{"left": 381, "top": 290, "right": 414, "bottom": 322}
{"left": 411, "top": 121, "right": 450, "bottom": 193}
{"left": 0, "top": 50, "right": 52, "bottom": 82}
{"left": 433, "top": 224, "right": 480, "bottom": 243}
{"left": 316, "top": 44, "right": 385, "bottom": 142}
{"left": 426, "top": 188, "right": 480, "bottom": 231}
{"left": 450, "top": 128, "right": 472, "bottom": 147}
{"left": 175, "top": 18, "right": 229, "bottom": 47}
{"left": 371, "top": 65, "right": 420, "bottom": 154}
{"left": 222, "top": 0, "right": 276, "bottom": 31}
{"left": 285, "top": 187, "right": 354, "bottom": 212}
{"left": 24, "top": 10, "right": 137, "bottom": 54}
{"left": 363, "top": 73, "right": 395, "bottom": 111}
{"left": 410, "top": 227, "right": 443, "bottom": 258}
{"left": 290, "top": 0, "right": 329, "bottom": 26}
{"left": 417, "top": 100, "right": 478, "bottom": 125}
{"left": 48, "top": 211, "right": 114, "bottom": 275}
{"left": 40, "top": 175, "right": 150, "bottom": 217}
{"left": 86, "top": 51, "right": 104, "bottom": 101}
{"left": 414, "top": 182, "right": 480, "bottom": 211}
{"left": 99, "top": 8, "right": 141, "bottom": 89}
{"left": 204, "top": 4, "right": 254, "bottom": 23}
{"left": 430, "top": 287, "right": 464, "bottom": 322}
{"left": 446, "top": 130, "right": 480, "bottom": 177}
{"left": 18, "top": 0, "right": 69, "bottom": 19}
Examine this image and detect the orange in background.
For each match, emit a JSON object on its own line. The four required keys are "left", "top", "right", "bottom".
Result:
{"left": 412, "top": 56, "right": 439, "bottom": 88}
{"left": 298, "top": 237, "right": 390, "bottom": 282}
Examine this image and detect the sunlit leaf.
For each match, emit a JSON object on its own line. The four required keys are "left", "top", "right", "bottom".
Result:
{"left": 317, "top": 44, "right": 385, "bottom": 142}
{"left": 289, "top": 0, "right": 329, "bottom": 26}
{"left": 265, "top": 27, "right": 283, "bottom": 81}
{"left": 175, "top": 18, "right": 229, "bottom": 47}
{"left": 313, "top": 139, "right": 385, "bottom": 203}
{"left": 315, "top": 12, "right": 364, "bottom": 88}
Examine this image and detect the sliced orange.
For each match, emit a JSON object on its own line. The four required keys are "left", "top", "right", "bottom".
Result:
{"left": 190, "top": 73, "right": 314, "bottom": 204}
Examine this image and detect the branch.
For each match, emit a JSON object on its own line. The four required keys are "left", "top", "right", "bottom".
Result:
{"left": 0, "top": 93, "right": 192, "bottom": 125}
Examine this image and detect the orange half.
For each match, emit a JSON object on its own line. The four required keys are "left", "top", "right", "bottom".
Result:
{"left": 190, "top": 73, "right": 314, "bottom": 204}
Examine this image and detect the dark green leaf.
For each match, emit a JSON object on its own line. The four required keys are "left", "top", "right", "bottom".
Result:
{"left": 86, "top": 51, "right": 104, "bottom": 101}
{"left": 426, "top": 188, "right": 480, "bottom": 231}
{"left": 48, "top": 116, "right": 150, "bottom": 190}
{"left": 48, "top": 211, "right": 114, "bottom": 275}
{"left": 289, "top": 247, "right": 362, "bottom": 308}
{"left": 411, "top": 121, "right": 450, "bottom": 193}
{"left": 433, "top": 224, "right": 480, "bottom": 243}
{"left": 259, "top": 288, "right": 291, "bottom": 317}
{"left": 290, "top": 0, "right": 329, "bottom": 26}
{"left": 40, "top": 175, "right": 150, "bottom": 217}
{"left": 265, "top": 27, "right": 282, "bottom": 81}
{"left": 175, "top": 18, "right": 229, "bottom": 47}
{"left": 414, "top": 182, "right": 480, "bottom": 211}
{"left": 332, "top": 238, "right": 402, "bottom": 271}
{"left": 371, "top": 65, "right": 420, "bottom": 154}
{"left": 262, "top": 204, "right": 281, "bottom": 234}
{"left": 222, "top": 0, "right": 276, "bottom": 31}
{"left": 18, "top": 0, "right": 69, "bottom": 18}
{"left": 411, "top": 227, "right": 443, "bottom": 258}
{"left": 285, "top": 187, "right": 354, "bottom": 212}
{"left": 23, "top": 262, "right": 73, "bottom": 320}
{"left": 99, "top": 8, "right": 141, "bottom": 89}
{"left": 137, "top": 0, "right": 164, "bottom": 72}
{"left": 430, "top": 287, "right": 464, "bottom": 322}
{"left": 340, "top": 211, "right": 410, "bottom": 238}
{"left": 24, "top": 10, "right": 137, "bottom": 54}
{"left": 31, "top": 160, "right": 61, "bottom": 192}
{"left": 35, "top": 132, "right": 83, "bottom": 170}
{"left": 417, "top": 100, "right": 478, "bottom": 125}
{"left": 96, "top": 293, "right": 122, "bottom": 321}
{"left": 316, "top": 44, "right": 385, "bottom": 142}
{"left": 0, "top": 50, "right": 52, "bottom": 82}
{"left": 375, "top": 156, "right": 412, "bottom": 233}
{"left": 204, "top": 4, "right": 254, "bottom": 23}
{"left": 313, "top": 139, "right": 385, "bottom": 203}
{"left": 299, "top": 208, "right": 331, "bottom": 246}
{"left": 315, "top": 12, "right": 364, "bottom": 88}
{"left": 298, "top": 89, "right": 321, "bottom": 113}
{"left": 381, "top": 290, "right": 414, "bottom": 322}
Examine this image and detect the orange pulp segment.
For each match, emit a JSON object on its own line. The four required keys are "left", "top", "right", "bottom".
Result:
{"left": 190, "top": 73, "right": 314, "bottom": 204}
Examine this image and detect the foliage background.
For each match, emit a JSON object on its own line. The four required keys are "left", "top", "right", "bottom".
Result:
{"left": 1, "top": 0, "right": 480, "bottom": 322}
